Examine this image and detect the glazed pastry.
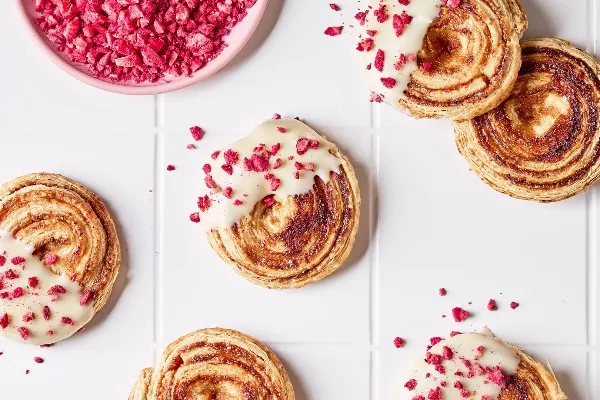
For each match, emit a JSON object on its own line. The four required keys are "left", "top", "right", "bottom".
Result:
{"left": 359, "top": 0, "right": 527, "bottom": 120}
{"left": 195, "top": 119, "right": 360, "bottom": 289}
{"left": 129, "top": 328, "right": 295, "bottom": 400}
{"left": 0, "top": 173, "right": 120, "bottom": 344}
{"left": 455, "top": 38, "right": 600, "bottom": 202}
{"left": 401, "top": 332, "right": 567, "bottom": 400}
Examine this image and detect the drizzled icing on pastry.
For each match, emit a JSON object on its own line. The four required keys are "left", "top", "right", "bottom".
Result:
{"left": 198, "top": 119, "right": 343, "bottom": 231}
{"left": 0, "top": 232, "right": 94, "bottom": 345}
{"left": 360, "top": 0, "right": 442, "bottom": 104}
{"left": 402, "top": 333, "right": 520, "bottom": 400}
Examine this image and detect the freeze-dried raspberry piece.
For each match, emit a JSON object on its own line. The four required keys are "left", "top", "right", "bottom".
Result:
{"left": 269, "top": 178, "right": 281, "bottom": 191}
{"left": 166, "top": 165, "right": 176, "bottom": 171}
{"left": 329, "top": 3, "right": 341, "bottom": 11}
{"left": 211, "top": 151, "right": 221, "bottom": 160}
{"left": 354, "top": 11, "right": 368, "bottom": 25}
{"left": 233, "top": 200, "right": 243, "bottom": 206}
{"left": 487, "top": 299, "right": 497, "bottom": 311}
{"left": 446, "top": 0, "right": 461, "bottom": 8}
{"left": 5, "top": 269, "right": 19, "bottom": 279}
{"left": 42, "top": 306, "right": 51, "bottom": 321}
{"left": 28, "top": 277, "right": 39, "bottom": 289}
{"left": 324, "top": 26, "right": 344, "bottom": 36}
{"left": 23, "top": 312, "right": 35, "bottom": 323}
{"left": 80, "top": 290, "right": 94, "bottom": 307}
{"left": 425, "top": 352, "right": 442, "bottom": 365}
{"left": 459, "top": 389, "right": 469, "bottom": 398}
{"left": 296, "top": 138, "right": 310, "bottom": 155}
{"left": 272, "top": 113, "right": 281, "bottom": 119}
{"left": 439, "top": 288, "right": 447, "bottom": 296}
{"left": 442, "top": 346, "right": 453, "bottom": 360}
{"left": 205, "top": 175, "right": 218, "bottom": 189}
{"left": 510, "top": 301, "right": 519, "bottom": 309}
{"left": 222, "top": 187, "right": 233, "bottom": 199}
{"left": 374, "top": 49, "right": 385, "bottom": 72}
{"left": 277, "top": 126, "right": 287, "bottom": 133}
{"left": 270, "top": 143, "right": 281, "bottom": 155}
{"left": 404, "top": 379, "right": 417, "bottom": 390}
{"left": 47, "top": 285, "right": 67, "bottom": 295}
{"left": 190, "top": 126, "right": 205, "bottom": 141}
{"left": 454, "top": 381, "right": 463, "bottom": 389}
{"left": 221, "top": 164, "right": 233, "bottom": 175}
{"left": 224, "top": 149, "right": 239, "bottom": 165}
{"left": 11, "top": 257, "right": 25, "bottom": 265}
{"left": 486, "top": 366, "right": 506, "bottom": 386}
{"left": 305, "top": 163, "right": 315, "bottom": 172}
{"left": 263, "top": 196, "right": 276, "bottom": 207}
{"left": 427, "top": 387, "right": 442, "bottom": 400}
{"left": 294, "top": 162, "right": 304, "bottom": 171}
{"left": 434, "top": 365, "right": 445, "bottom": 374}
{"left": 0, "top": 313, "right": 9, "bottom": 329}
{"left": 251, "top": 154, "right": 270, "bottom": 172}
{"left": 374, "top": 4, "right": 388, "bottom": 22}
{"left": 393, "top": 337, "right": 405, "bottom": 348}
{"left": 61, "top": 317, "right": 75, "bottom": 326}
{"left": 34, "top": 357, "right": 44, "bottom": 364}
{"left": 190, "top": 213, "right": 200, "bottom": 223}
{"left": 187, "top": 144, "right": 196, "bottom": 149}
{"left": 450, "top": 331, "right": 461, "bottom": 337}
{"left": 203, "top": 164, "right": 212, "bottom": 174}
{"left": 273, "top": 158, "right": 283, "bottom": 169}
{"left": 0, "top": 255, "right": 5, "bottom": 266}
{"left": 381, "top": 77, "right": 396, "bottom": 88}
{"left": 12, "top": 287, "right": 24, "bottom": 298}
{"left": 422, "top": 61, "right": 433, "bottom": 72}
{"left": 18, "top": 327, "right": 30, "bottom": 340}
{"left": 197, "top": 195, "right": 211, "bottom": 212}
{"left": 356, "top": 38, "right": 374, "bottom": 52}
{"left": 451, "top": 307, "right": 469, "bottom": 322}
{"left": 44, "top": 254, "right": 58, "bottom": 265}
{"left": 430, "top": 337, "right": 443, "bottom": 346}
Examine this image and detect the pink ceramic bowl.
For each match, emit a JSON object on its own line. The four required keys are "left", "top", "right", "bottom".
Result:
{"left": 18, "top": 0, "right": 268, "bottom": 95}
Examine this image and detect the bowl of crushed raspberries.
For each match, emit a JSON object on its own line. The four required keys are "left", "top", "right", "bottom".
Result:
{"left": 19, "top": 0, "right": 267, "bottom": 94}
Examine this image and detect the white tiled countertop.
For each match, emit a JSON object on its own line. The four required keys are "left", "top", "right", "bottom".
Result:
{"left": 0, "top": 0, "right": 597, "bottom": 399}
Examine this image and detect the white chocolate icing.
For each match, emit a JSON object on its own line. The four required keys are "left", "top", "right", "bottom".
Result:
{"left": 360, "top": 0, "right": 442, "bottom": 106}
{"left": 402, "top": 333, "right": 520, "bottom": 400}
{"left": 198, "top": 119, "right": 343, "bottom": 231}
{"left": 0, "top": 232, "right": 94, "bottom": 345}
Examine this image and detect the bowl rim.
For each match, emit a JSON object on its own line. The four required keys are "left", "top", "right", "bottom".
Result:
{"left": 17, "top": 0, "right": 269, "bottom": 95}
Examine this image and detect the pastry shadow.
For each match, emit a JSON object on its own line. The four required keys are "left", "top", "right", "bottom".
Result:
{"left": 213, "top": 0, "right": 283, "bottom": 76}
{"left": 552, "top": 368, "right": 583, "bottom": 400}
{"left": 520, "top": 0, "right": 558, "bottom": 40}
{"left": 277, "top": 352, "right": 310, "bottom": 400}
{"left": 81, "top": 201, "right": 129, "bottom": 333}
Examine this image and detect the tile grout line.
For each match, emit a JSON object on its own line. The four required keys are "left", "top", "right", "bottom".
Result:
{"left": 370, "top": 132, "right": 381, "bottom": 400}
{"left": 587, "top": 2, "right": 598, "bottom": 397}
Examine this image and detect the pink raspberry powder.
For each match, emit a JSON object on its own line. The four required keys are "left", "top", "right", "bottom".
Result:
{"left": 32, "top": 0, "right": 258, "bottom": 84}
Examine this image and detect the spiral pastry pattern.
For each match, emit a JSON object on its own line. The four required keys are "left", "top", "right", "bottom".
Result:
{"left": 405, "top": 0, "right": 527, "bottom": 120}
{"left": 129, "top": 328, "right": 295, "bottom": 400}
{"left": 455, "top": 38, "right": 600, "bottom": 202}
{"left": 197, "top": 119, "right": 361, "bottom": 289}
{"left": 0, "top": 173, "right": 120, "bottom": 313}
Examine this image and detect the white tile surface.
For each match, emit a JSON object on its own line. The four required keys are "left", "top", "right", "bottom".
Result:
{"left": 0, "top": 0, "right": 597, "bottom": 399}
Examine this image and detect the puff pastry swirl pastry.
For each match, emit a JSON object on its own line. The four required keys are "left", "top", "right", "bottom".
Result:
{"left": 455, "top": 38, "right": 600, "bottom": 202}
{"left": 361, "top": 0, "right": 527, "bottom": 120}
{"left": 129, "top": 328, "right": 295, "bottom": 400}
{"left": 401, "top": 332, "right": 567, "bottom": 400}
{"left": 196, "top": 119, "right": 361, "bottom": 289}
{"left": 0, "top": 173, "right": 120, "bottom": 344}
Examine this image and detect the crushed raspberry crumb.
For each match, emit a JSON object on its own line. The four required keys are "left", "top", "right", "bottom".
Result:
{"left": 439, "top": 288, "right": 447, "bottom": 296}
{"left": 32, "top": 1, "right": 259, "bottom": 85}
{"left": 5, "top": 269, "right": 19, "bottom": 279}
{"left": 211, "top": 151, "right": 221, "bottom": 160}
{"left": 48, "top": 285, "right": 67, "bottom": 295}
{"left": 374, "top": 4, "right": 389, "bottom": 23}
{"left": 233, "top": 199, "right": 243, "bottom": 206}
{"left": 202, "top": 164, "right": 212, "bottom": 174}
{"left": 404, "top": 379, "right": 417, "bottom": 390}
{"left": 224, "top": 149, "right": 239, "bottom": 165}
{"left": 486, "top": 366, "right": 506, "bottom": 386}
{"left": 223, "top": 187, "right": 233, "bottom": 199}
{"left": 296, "top": 138, "right": 310, "bottom": 155}
{"left": 329, "top": 3, "right": 341, "bottom": 11}
{"left": 204, "top": 174, "right": 217, "bottom": 188}
{"left": 11, "top": 257, "right": 25, "bottom": 265}
{"left": 324, "top": 26, "right": 343, "bottom": 36}
{"left": 450, "top": 331, "right": 461, "bottom": 337}
{"left": 0, "top": 255, "right": 5, "bottom": 266}
{"left": 374, "top": 49, "right": 385, "bottom": 72}
{"left": 510, "top": 301, "right": 519, "bottom": 309}
{"left": 393, "top": 337, "right": 405, "bottom": 348}
{"left": 452, "top": 307, "right": 469, "bottom": 322}
{"left": 442, "top": 346, "right": 453, "bottom": 360}
{"left": 33, "top": 357, "right": 44, "bottom": 364}
{"left": 44, "top": 254, "right": 58, "bottom": 266}
{"left": 190, "top": 126, "right": 205, "bottom": 141}
{"left": 166, "top": 165, "right": 176, "bottom": 171}
{"left": 272, "top": 113, "right": 281, "bottom": 119}
{"left": 12, "top": 287, "right": 24, "bottom": 298}
{"left": 221, "top": 164, "right": 233, "bottom": 175}
{"left": 42, "top": 306, "right": 51, "bottom": 321}
{"left": 186, "top": 144, "right": 196, "bottom": 150}
{"left": 430, "top": 337, "right": 443, "bottom": 346}
{"left": 277, "top": 127, "right": 287, "bottom": 133}
{"left": 61, "top": 317, "right": 75, "bottom": 326}
{"left": 197, "top": 195, "right": 211, "bottom": 212}
{"left": 380, "top": 77, "right": 396, "bottom": 88}
{"left": 427, "top": 386, "right": 442, "bottom": 400}
{"left": 189, "top": 212, "right": 200, "bottom": 223}
{"left": 487, "top": 299, "right": 497, "bottom": 311}
{"left": 355, "top": 11, "right": 368, "bottom": 25}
